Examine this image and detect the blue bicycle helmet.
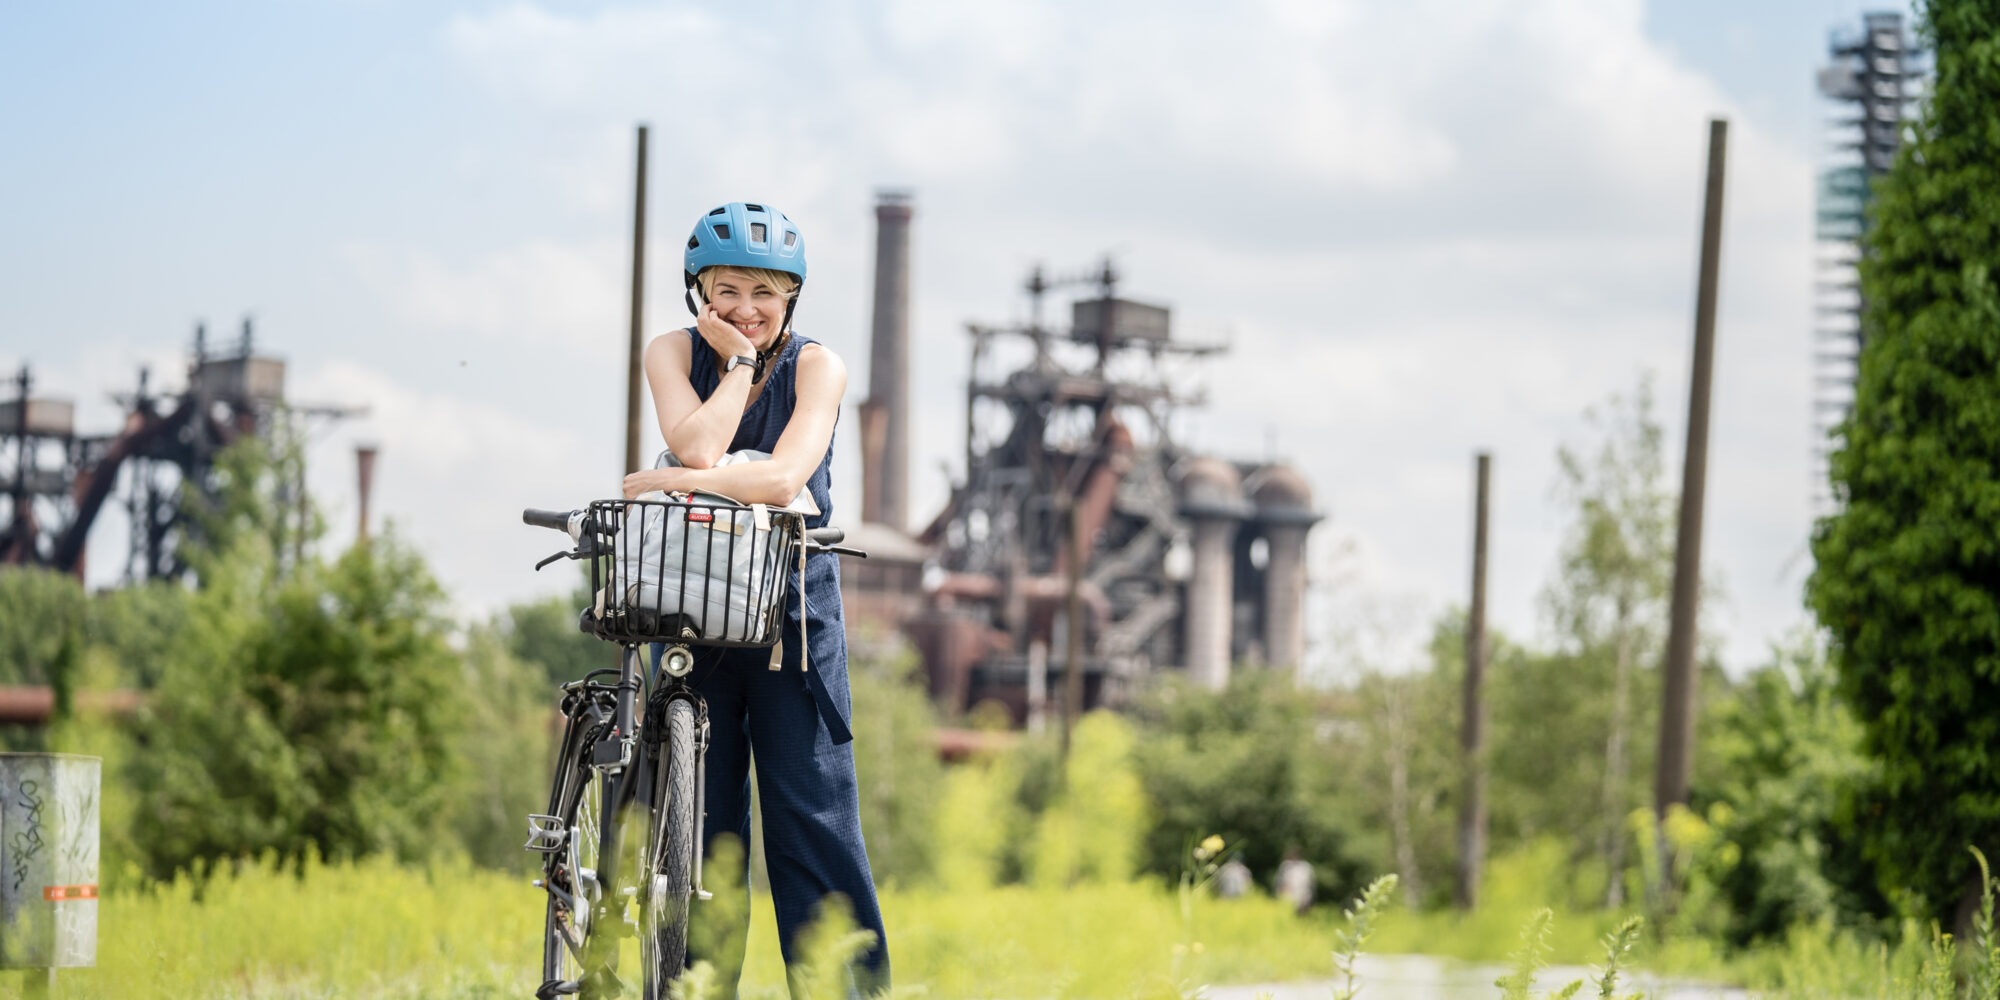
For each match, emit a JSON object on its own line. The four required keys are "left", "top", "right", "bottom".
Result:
{"left": 683, "top": 202, "right": 807, "bottom": 323}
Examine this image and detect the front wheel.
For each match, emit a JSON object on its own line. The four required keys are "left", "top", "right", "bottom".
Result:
{"left": 641, "top": 697, "right": 698, "bottom": 998}
{"left": 542, "top": 720, "right": 608, "bottom": 996}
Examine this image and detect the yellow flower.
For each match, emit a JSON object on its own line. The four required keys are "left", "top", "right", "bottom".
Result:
{"left": 1192, "top": 941, "right": 1206, "bottom": 954}
{"left": 1200, "top": 835, "right": 1226, "bottom": 856}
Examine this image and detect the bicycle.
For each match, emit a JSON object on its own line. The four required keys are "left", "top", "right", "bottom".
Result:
{"left": 521, "top": 494, "right": 863, "bottom": 999}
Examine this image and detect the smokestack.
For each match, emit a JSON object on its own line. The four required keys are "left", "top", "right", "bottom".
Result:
{"left": 355, "top": 445, "right": 378, "bottom": 543}
{"left": 1250, "top": 464, "right": 1315, "bottom": 676}
{"left": 1178, "top": 457, "right": 1246, "bottom": 691}
{"left": 862, "top": 190, "right": 913, "bottom": 530}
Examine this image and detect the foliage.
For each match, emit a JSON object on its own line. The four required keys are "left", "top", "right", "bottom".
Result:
{"left": 447, "top": 624, "right": 555, "bottom": 870}
{"left": 1351, "top": 624, "right": 1465, "bottom": 907}
{"left": 1028, "top": 710, "right": 1149, "bottom": 887}
{"left": 1495, "top": 908, "right": 1561, "bottom": 1000}
{"left": 499, "top": 576, "right": 607, "bottom": 687}
{"left": 1807, "top": 0, "right": 2000, "bottom": 926}
{"left": 1589, "top": 916, "right": 1645, "bottom": 1000}
{"left": 1331, "top": 873, "right": 1399, "bottom": 1000}
{"left": 1972, "top": 846, "right": 2000, "bottom": 1000}
{"left": 1690, "top": 631, "right": 1882, "bottom": 946}
{"left": 0, "top": 566, "right": 84, "bottom": 748}
{"left": 83, "top": 579, "right": 193, "bottom": 689}
{"left": 1539, "top": 380, "right": 1675, "bottom": 907}
{"left": 130, "top": 530, "right": 464, "bottom": 877}
{"left": 1132, "top": 672, "right": 1370, "bottom": 908}
{"left": 847, "top": 630, "right": 947, "bottom": 888}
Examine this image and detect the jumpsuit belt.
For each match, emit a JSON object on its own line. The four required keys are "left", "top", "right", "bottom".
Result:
{"left": 803, "top": 664, "right": 853, "bottom": 745}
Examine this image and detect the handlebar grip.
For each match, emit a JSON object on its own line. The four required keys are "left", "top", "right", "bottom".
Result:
{"left": 806, "top": 527, "right": 845, "bottom": 545}
{"left": 524, "top": 508, "right": 572, "bottom": 531}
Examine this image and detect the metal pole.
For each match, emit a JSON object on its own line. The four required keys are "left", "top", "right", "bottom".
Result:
{"left": 1456, "top": 451, "right": 1491, "bottom": 910}
{"left": 1061, "top": 492, "right": 1086, "bottom": 758}
{"left": 1656, "top": 118, "right": 1728, "bottom": 823}
{"left": 624, "top": 124, "right": 650, "bottom": 479}
{"left": 11, "top": 367, "right": 29, "bottom": 550}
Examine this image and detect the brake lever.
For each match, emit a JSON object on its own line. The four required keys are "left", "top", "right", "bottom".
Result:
{"left": 806, "top": 544, "right": 868, "bottom": 559}
{"left": 535, "top": 550, "right": 568, "bottom": 572}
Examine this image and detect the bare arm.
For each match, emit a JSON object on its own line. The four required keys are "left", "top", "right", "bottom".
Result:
{"left": 625, "top": 344, "right": 848, "bottom": 506}
{"left": 643, "top": 322, "right": 755, "bottom": 469}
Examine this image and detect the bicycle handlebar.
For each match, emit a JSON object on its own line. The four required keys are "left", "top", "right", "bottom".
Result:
{"left": 524, "top": 508, "right": 573, "bottom": 532}
{"left": 525, "top": 504, "right": 865, "bottom": 570}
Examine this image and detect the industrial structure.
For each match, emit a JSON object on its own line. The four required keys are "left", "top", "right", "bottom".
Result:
{"left": 839, "top": 192, "right": 1322, "bottom": 724}
{"left": 0, "top": 321, "right": 356, "bottom": 583}
{"left": 1813, "top": 11, "right": 1926, "bottom": 502}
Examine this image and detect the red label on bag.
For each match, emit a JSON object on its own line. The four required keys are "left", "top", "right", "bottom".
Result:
{"left": 687, "top": 511, "right": 714, "bottom": 523}
{"left": 43, "top": 885, "right": 96, "bottom": 902}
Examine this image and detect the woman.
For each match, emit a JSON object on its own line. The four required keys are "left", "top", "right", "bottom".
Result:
{"left": 621, "top": 201, "right": 887, "bottom": 994}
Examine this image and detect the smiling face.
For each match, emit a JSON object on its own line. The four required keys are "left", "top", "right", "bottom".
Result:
{"left": 700, "top": 267, "right": 794, "bottom": 350}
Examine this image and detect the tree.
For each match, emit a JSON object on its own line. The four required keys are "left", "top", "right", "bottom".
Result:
{"left": 502, "top": 582, "right": 612, "bottom": 687}
{"left": 1692, "top": 631, "right": 1882, "bottom": 946}
{"left": 0, "top": 568, "right": 85, "bottom": 742}
{"left": 846, "top": 630, "right": 946, "bottom": 887}
{"left": 1131, "top": 672, "right": 1371, "bottom": 906}
{"left": 1808, "top": 0, "right": 2000, "bottom": 927}
{"left": 132, "top": 531, "right": 464, "bottom": 877}
{"left": 1540, "top": 381, "right": 1676, "bottom": 906}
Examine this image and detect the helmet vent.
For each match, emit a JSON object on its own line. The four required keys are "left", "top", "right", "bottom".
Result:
{"left": 708, "top": 207, "right": 726, "bottom": 216}
{"left": 687, "top": 235, "right": 700, "bottom": 250}
{"left": 750, "top": 222, "right": 767, "bottom": 243}
{"left": 745, "top": 203, "right": 765, "bottom": 212}
{"left": 712, "top": 223, "right": 731, "bottom": 241}
{"left": 784, "top": 230, "right": 797, "bottom": 247}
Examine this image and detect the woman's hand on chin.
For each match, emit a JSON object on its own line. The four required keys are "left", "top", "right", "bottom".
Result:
{"left": 623, "top": 468, "right": 686, "bottom": 499}
{"left": 695, "top": 305, "right": 757, "bottom": 359}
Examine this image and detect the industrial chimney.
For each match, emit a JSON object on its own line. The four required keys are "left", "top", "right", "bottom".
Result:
{"left": 861, "top": 190, "right": 913, "bottom": 530}
{"left": 1177, "top": 456, "right": 1247, "bottom": 691}
{"left": 1249, "top": 464, "right": 1319, "bottom": 678}
{"left": 355, "top": 445, "right": 378, "bottom": 543}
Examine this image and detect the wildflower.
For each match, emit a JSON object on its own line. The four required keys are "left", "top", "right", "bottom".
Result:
{"left": 1200, "top": 835, "right": 1225, "bottom": 856}
{"left": 1192, "top": 941, "right": 1206, "bottom": 954}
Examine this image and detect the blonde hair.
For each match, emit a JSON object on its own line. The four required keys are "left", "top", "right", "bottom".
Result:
{"left": 697, "top": 266, "right": 800, "bottom": 301}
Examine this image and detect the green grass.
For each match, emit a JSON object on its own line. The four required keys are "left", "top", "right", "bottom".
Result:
{"left": 12, "top": 854, "right": 1335, "bottom": 1000}
{"left": 16, "top": 847, "right": 1995, "bottom": 1000}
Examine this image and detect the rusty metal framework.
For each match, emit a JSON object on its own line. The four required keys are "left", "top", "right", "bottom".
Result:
{"left": 913, "top": 261, "right": 1228, "bottom": 719}
{"left": 1, "top": 320, "right": 358, "bottom": 583}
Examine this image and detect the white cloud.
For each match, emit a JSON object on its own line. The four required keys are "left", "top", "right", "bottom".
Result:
{"left": 412, "top": 0, "right": 1828, "bottom": 673}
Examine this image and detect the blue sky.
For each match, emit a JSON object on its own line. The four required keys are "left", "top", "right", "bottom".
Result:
{"left": 1, "top": 0, "right": 1908, "bottom": 676}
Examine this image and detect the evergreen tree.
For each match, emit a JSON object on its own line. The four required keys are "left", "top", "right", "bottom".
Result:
{"left": 1807, "top": 0, "right": 2000, "bottom": 925}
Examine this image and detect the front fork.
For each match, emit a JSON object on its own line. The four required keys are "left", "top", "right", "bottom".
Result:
{"left": 649, "top": 643, "right": 713, "bottom": 901}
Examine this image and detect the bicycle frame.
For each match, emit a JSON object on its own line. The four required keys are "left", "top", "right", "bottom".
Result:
{"left": 538, "top": 641, "right": 711, "bottom": 988}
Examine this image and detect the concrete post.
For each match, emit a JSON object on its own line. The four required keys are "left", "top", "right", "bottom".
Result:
{"left": 0, "top": 754, "right": 98, "bottom": 973}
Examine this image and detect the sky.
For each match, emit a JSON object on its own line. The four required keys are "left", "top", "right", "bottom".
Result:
{"left": 1, "top": 0, "right": 1908, "bottom": 680}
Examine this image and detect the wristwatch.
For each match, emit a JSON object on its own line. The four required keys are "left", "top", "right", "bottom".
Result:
{"left": 724, "top": 354, "right": 763, "bottom": 382}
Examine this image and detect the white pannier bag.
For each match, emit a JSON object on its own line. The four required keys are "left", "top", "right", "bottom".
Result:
{"left": 604, "top": 448, "right": 817, "bottom": 643}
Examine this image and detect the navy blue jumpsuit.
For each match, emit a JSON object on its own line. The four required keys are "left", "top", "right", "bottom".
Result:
{"left": 668, "top": 327, "right": 888, "bottom": 995}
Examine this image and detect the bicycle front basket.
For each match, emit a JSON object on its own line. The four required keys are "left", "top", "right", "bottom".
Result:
{"left": 585, "top": 496, "right": 803, "bottom": 647}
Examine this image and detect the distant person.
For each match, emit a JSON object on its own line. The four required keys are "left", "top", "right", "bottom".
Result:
{"left": 1275, "top": 849, "right": 1315, "bottom": 914}
{"left": 1215, "top": 857, "right": 1253, "bottom": 899}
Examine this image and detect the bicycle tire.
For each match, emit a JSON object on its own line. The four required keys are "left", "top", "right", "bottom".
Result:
{"left": 641, "top": 697, "right": 698, "bottom": 997}
{"left": 542, "top": 717, "right": 608, "bottom": 995}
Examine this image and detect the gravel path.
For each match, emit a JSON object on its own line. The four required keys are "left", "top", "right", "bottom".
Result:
{"left": 1206, "top": 953, "right": 1755, "bottom": 1000}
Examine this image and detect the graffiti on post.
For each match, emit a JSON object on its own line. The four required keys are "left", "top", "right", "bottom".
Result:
{"left": 10, "top": 778, "right": 46, "bottom": 896}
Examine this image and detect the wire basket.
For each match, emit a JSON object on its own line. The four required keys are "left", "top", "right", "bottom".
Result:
{"left": 583, "top": 496, "right": 804, "bottom": 647}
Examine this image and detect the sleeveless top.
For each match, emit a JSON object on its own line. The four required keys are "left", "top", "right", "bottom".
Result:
{"left": 683, "top": 327, "right": 853, "bottom": 744}
{"left": 683, "top": 328, "right": 835, "bottom": 530}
